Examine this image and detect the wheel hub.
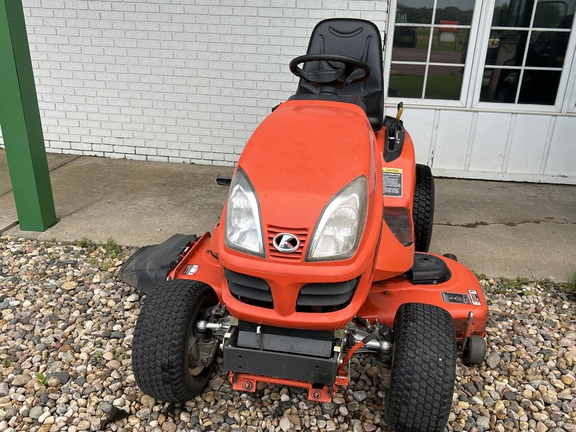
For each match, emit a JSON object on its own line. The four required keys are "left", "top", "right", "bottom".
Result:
{"left": 187, "top": 336, "right": 219, "bottom": 376}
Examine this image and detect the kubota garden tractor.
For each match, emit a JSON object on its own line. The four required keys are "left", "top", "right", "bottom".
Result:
{"left": 120, "top": 18, "right": 489, "bottom": 432}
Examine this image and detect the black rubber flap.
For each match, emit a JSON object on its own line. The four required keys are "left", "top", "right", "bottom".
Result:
{"left": 410, "top": 253, "right": 451, "bottom": 285}
{"left": 118, "top": 234, "right": 198, "bottom": 294}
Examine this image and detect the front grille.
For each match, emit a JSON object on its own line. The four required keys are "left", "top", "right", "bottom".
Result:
{"left": 225, "top": 269, "right": 273, "bottom": 309}
{"left": 296, "top": 278, "right": 359, "bottom": 313}
{"left": 267, "top": 226, "right": 308, "bottom": 261}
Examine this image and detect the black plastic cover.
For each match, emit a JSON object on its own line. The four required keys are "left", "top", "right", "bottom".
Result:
{"left": 118, "top": 234, "right": 198, "bottom": 294}
{"left": 225, "top": 269, "right": 273, "bottom": 308}
{"left": 410, "top": 253, "right": 452, "bottom": 285}
{"left": 383, "top": 115, "right": 405, "bottom": 163}
{"left": 224, "top": 326, "right": 339, "bottom": 385}
{"left": 237, "top": 322, "right": 333, "bottom": 358}
{"left": 296, "top": 278, "right": 359, "bottom": 311}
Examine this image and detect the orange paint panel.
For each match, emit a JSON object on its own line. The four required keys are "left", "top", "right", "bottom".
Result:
{"left": 229, "top": 372, "right": 344, "bottom": 403}
{"left": 168, "top": 232, "right": 224, "bottom": 302}
{"left": 238, "top": 100, "right": 377, "bottom": 230}
{"left": 359, "top": 255, "right": 488, "bottom": 340}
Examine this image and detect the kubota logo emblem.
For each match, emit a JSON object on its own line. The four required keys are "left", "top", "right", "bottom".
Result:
{"left": 272, "top": 233, "right": 300, "bottom": 253}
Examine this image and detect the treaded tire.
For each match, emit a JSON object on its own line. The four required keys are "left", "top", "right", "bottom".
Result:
{"left": 385, "top": 303, "right": 456, "bottom": 432}
{"left": 413, "top": 164, "right": 435, "bottom": 252}
{"left": 132, "top": 279, "right": 218, "bottom": 403}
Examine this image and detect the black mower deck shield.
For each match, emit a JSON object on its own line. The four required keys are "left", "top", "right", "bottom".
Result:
{"left": 118, "top": 234, "right": 198, "bottom": 294}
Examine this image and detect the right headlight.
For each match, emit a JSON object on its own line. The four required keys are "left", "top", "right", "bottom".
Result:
{"left": 307, "top": 176, "right": 368, "bottom": 261}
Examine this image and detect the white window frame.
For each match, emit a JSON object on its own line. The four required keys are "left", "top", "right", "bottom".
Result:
{"left": 564, "top": 37, "right": 576, "bottom": 113}
{"left": 384, "top": 0, "right": 484, "bottom": 109}
{"left": 385, "top": 0, "right": 576, "bottom": 115}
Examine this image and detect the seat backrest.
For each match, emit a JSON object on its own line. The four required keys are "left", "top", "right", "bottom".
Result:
{"left": 296, "top": 19, "right": 384, "bottom": 130}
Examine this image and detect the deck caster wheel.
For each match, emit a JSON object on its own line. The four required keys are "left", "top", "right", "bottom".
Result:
{"left": 463, "top": 335, "right": 487, "bottom": 365}
{"left": 132, "top": 280, "right": 219, "bottom": 403}
{"left": 385, "top": 303, "right": 456, "bottom": 432}
{"left": 443, "top": 253, "right": 458, "bottom": 261}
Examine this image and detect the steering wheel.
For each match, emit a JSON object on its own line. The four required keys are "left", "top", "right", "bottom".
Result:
{"left": 289, "top": 54, "right": 372, "bottom": 92}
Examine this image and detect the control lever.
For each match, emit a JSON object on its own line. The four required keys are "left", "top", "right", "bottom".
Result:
{"left": 396, "top": 101, "right": 404, "bottom": 120}
{"left": 216, "top": 174, "right": 232, "bottom": 186}
{"left": 383, "top": 102, "right": 406, "bottom": 163}
{"left": 387, "top": 102, "right": 404, "bottom": 151}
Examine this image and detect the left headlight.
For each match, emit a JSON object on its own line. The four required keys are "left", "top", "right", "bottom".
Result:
{"left": 225, "top": 168, "right": 265, "bottom": 257}
{"left": 307, "top": 176, "right": 368, "bottom": 261}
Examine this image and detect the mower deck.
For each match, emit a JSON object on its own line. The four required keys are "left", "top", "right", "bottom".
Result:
{"left": 121, "top": 232, "right": 487, "bottom": 342}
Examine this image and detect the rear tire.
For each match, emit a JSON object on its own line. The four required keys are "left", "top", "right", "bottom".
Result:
{"left": 385, "top": 303, "right": 456, "bottom": 432}
{"left": 413, "top": 164, "right": 435, "bottom": 252}
{"left": 132, "top": 279, "right": 219, "bottom": 403}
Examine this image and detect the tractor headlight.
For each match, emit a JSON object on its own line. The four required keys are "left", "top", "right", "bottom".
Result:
{"left": 307, "top": 176, "right": 368, "bottom": 261}
{"left": 225, "top": 168, "right": 265, "bottom": 257}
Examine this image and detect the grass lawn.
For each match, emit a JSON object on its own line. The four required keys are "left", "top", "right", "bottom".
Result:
{"left": 389, "top": 73, "right": 463, "bottom": 100}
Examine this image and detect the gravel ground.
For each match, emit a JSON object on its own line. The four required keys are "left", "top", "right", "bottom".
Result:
{"left": 1, "top": 235, "right": 575, "bottom": 432}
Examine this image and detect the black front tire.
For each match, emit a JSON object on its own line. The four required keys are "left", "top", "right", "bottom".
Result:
{"left": 413, "top": 164, "right": 435, "bottom": 252}
{"left": 132, "top": 279, "right": 219, "bottom": 403}
{"left": 385, "top": 303, "right": 457, "bottom": 432}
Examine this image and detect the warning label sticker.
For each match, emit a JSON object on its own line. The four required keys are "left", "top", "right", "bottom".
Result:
{"left": 441, "top": 292, "right": 471, "bottom": 304}
{"left": 468, "top": 290, "right": 482, "bottom": 306}
{"left": 382, "top": 168, "right": 403, "bottom": 197}
{"left": 183, "top": 264, "right": 200, "bottom": 276}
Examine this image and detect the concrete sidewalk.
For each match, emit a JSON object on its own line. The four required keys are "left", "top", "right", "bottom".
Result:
{"left": 1, "top": 149, "right": 575, "bottom": 282}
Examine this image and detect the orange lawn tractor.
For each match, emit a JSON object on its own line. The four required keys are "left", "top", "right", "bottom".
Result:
{"left": 120, "top": 18, "right": 488, "bottom": 432}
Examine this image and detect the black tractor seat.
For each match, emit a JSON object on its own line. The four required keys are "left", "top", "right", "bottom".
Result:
{"left": 294, "top": 19, "right": 385, "bottom": 131}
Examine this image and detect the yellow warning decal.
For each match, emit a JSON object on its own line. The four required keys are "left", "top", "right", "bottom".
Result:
{"left": 382, "top": 168, "right": 403, "bottom": 197}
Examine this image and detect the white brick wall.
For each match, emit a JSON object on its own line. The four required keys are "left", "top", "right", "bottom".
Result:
{"left": 1, "top": 0, "right": 387, "bottom": 165}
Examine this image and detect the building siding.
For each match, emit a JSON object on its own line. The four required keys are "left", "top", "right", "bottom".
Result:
{"left": 1, "top": 0, "right": 387, "bottom": 166}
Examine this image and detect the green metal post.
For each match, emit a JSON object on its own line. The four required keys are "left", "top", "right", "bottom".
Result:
{"left": 0, "top": 0, "right": 56, "bottom": 231}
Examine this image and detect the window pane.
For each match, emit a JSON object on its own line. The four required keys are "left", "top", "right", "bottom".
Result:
{"left": 480, "top": 68, "right": 519, "bottom": 102}
{"left": 484, "top": 30, "right": 529, "bottom": 66}
{"left": 460, "top": 29, "right": 474, "bottom": 63}
{"left": 492, "top": 0, "right": 532, "bottom": 27}
{"left": 397, "top": 0, "right": 433, "bottom": 24}
{"left": 392, "top": 26, "right": 426, "bottom": 56}
{"left": 481, "top": 0, "right": 573, "bottom": 106}
{"left": 492, "top": 0, "right": 575, "bottom": 27}
{"left": 430, "top": 28, "right": 470, "bottom": 63}
{"left": 389, "top": 0, "right": 477, "bottom": 101}
{"left": 480, "top": 67, "right": 563, "bottom": 104}
{"left": 425, "top": 66, "right": 463, "bottom": 99}
{"left": 436, "top": 0, "right": 475, "bottom": 25}
{"left": 526, "top": 30, "right": 569, "bottom": 67}
{"left": 519, "top": 70, "right": 561, "bottom": 104}
{"left": 534, "top": 0, "right": 573, "bottom": 28}
{"left": 388, "top": 65, "right": 425, "bottom": 98}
